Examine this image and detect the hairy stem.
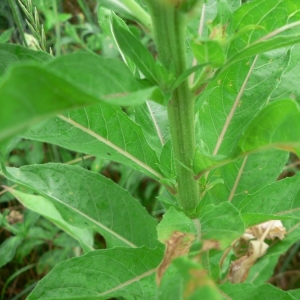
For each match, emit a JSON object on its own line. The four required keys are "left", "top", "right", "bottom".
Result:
{"left": 146, "top": 2, "right": 200, "bottom": 216}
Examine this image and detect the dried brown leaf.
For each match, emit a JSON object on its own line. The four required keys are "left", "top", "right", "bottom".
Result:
{"left": 156, "top": 231, "right": 195, "bottom": 285}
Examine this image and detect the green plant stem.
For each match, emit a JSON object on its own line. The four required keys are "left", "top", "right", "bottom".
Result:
{"left": 147, "top": 2, "right": 199, "bottom": 216}
{"left": 123, "top": 0, "right": 152, "bottom": 31}
{"left": 8, "top": 0, "right": 28, "bottom": 47}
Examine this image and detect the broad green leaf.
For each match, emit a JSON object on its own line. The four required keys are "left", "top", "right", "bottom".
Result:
{"left": 226, "top": 0, "right": 300, "bottom": 67}
{"left": 204, "top": 150, "right": 288, "bottom": 205}
{"left": 0, "top": 43, "right": 52, "bottom": 76}
{"left": 195, "top": 48, "right": 289, "bottom": 206}
{"left": 236, "top": 99, "right": 300, "bottom": 156}
{"left": 0, "top": 64, "right": 100, "bottom": 144}
{"left": 9, "top": 188, "right": 94, "bottom": 252}
{"left": 199, "top": 202, "right": 244, "bottom": 248}
{"left": 237, "top": 172, "right": 300, "bottom": 226}
{"left": 246, "top": 220, "right": 300, "bottom": 285}
{"left": 4, "top": 164, "right": 160, "bottom": 248}
{"left": 192, "top": 40, "right": 226, "bottom": 67}
{"left": 271, "top": 44, "right": 300, "bottom": 101}
{"left": 23, "top": 104, "right": 164, "bottom": 180}
{"left": 220, "top": 283, "right": 297, "bottom": 300}
{"left": 28, "top": 246, "right": 163, "bottom": 300}
{"left": 157, "top": 207, "right": 198, "bottom": 242}
{"left": 0, "top": 235, "right": 23, "bottom": 268}
{"left": 159, "top": 257, "right": 223, "bottom": 300}
{"left": 158, "top": 203, "right": 244, "bottom": 249}
{"left": 46, "top": 52, "right": 164, "bottom": 106}
{"left": 196, "top": 49, "right": 289, "bottom": 155}
{"left": 0, "top": 51, "right": 162, "bottom": 144}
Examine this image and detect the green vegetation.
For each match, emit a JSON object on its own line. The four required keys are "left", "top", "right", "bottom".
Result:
{"left": 1, "top": 0, "right": 300, "bottom": 299}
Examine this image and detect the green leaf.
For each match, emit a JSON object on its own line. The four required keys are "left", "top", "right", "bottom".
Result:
{"left": 4, "top": 164, "right": 160, "bottom": 248}
{"left": 157, "top": 207, "right": 198, "bottom": 242}
{"left": 159, "top": 257, "right": 223, "bottom": 300}
{"left": 204, "top": 150, "right": 288, "bottom": 205}
{"left": 134, "top": 101, "right": 169, "bottom": 156}
{"left": 236, "top": 99, "right": 300, "bottom": 156}
{"left": 46, "top": 52, "right": 163, "bottom": 106}
{"left": 23, "top": 105, "right": 164, "bottom": 180}
{"left": 199, "top": 202, "right": 244, "bottom": 248}
{"left": 220, "top": 283, "right": 297, "bottom": 300}
{"left": 8, "top": 189, "right": 94, "bottom": 252}
{"left": 238, "top": 172, "right": 300, "bottom": 226}
{"left": 0, "top": 29, "right": 14, "bottom": 43}
{"left": 196, "top": 49, "right": 289, "bottom": 156}
{"left": 27, "top": 247, "right": 163, "bottom": 300}
{"left": 0, "top": 64, "right": 97, "bottom": 144}
{"left": 112, "top": 15, "right": 162, "bottom": 85}
{"left": 192, "top": 40, "right": 226, "bottom": 67}
{"left": 0, "top": 43, "right": 52, "bottom": 76}
{"left": 271, "top": 44, "right": 300, "bottom": 101}
{"left": 0, "top": 235, "right": 23, "bottom": 268}
{"left": 195, "top": 48, "right": 290, "bottom": 205}
{"left": 0, "top": 51, "right": 162, "bottom": 145}
{"left": 226, "top": 0, "right": 300, "bottom": 67}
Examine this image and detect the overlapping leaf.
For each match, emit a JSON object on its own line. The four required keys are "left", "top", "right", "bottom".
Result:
{"left": 9, "top": 189, "right": 94, "bottom": 252}
{"left": 0, "top": 43, "right": 51, "bottom": 76}
{"left": 195, "top": 49, "right": 289, "bottom": 204}
{"left": 226, "top": 0, "right": 300, "bottom": 67}
{"left": 4, "top": 164, "right": 160, "bottom": 249}
{"left": 237, "top": 172, "right": 300, "bottom": 226}
{"left": 28, "top": 247, "right": 163, "bottom": 300}
{"left": 0, "top": 49, "right": 162, "bottom": 145}
{"left": 23, "top": 104, "right": 164, "bottom": 180}
{"left": 236, "top": 99, "right": 300, "bottom": 156}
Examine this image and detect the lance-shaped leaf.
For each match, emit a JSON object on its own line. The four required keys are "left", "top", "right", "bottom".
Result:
{"left": 45, "top": 52, "right": 164, "bottom": 106}
{"left": 226, "top": 0, "right": 300, "bottom": 67}
{"left": 23, "top": 104, "right": 164, "bottom": 180}
{"left": 27, "top": 246, "right": 163, "bottom": 300}
{"left": 8, "top": 188, "right": 94, "bottom": 252}
{"left": 237, "top": 172, "right": 300, "bottom": 227}
{"left": 236, "top": 99, "right": 300, "bottom": 156}
{"left": 112, "top": 15, "right": 163, "bottom": 85}
{"left": 0, "top": 51, "right": 162, "bottom": 144}
{"left": 4, "top": 164, "right": 160, "bottom": 249}
{"left": 0, "top": 235, "right": 23, "bottom": 268}
{"left": 0, "top": 43, "right": 52, "bottom": 76}
{"left": 195, "top": 48, "right": 289, "bottom": 205}
{"left": 220, "top": 283, "right": 298, "bottom": 300}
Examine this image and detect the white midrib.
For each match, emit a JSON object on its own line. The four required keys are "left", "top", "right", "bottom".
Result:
{"left": 98, "top": 268, "right": 157, "bottom": 297}
{"left": 58, "top": 115, "right": 164, "bottom": 180}
{"left": 213, "top": 55, "right": 258, "bottom": 156}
